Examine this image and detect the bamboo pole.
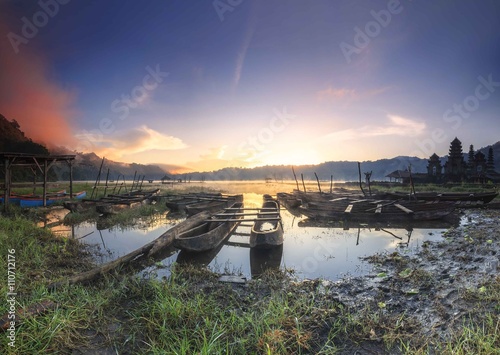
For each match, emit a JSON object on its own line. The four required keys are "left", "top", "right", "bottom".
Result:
{"left": 291, "top": 166, "right": 300, "bottom": 191}
{"left": 357, "top": 162, "right": 366, "bottom": 196}
{"left": 301, "top": 173, "right": 306, "bottom": 193}
{"left": 314, "top": 172, "right": 322, "bottom": 193}
{"left": 204, "top": 218, "right": 281, "bottom": 222}
{"left": 213, "top": 212, "right": 279, "bottom": 217}
{"left": 91, "top": 157, "right": 105, "bottom": 199}
{"left": 330, "top": 175, "right": 333, "bottom": 193}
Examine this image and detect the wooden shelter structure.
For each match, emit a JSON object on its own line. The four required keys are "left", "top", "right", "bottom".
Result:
{"left": 1, "top": 153, "right": 76, "bottom": 210}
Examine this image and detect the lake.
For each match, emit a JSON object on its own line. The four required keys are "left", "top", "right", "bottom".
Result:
{"left": 54, "top": 184, "right": 458, "bottom": 281}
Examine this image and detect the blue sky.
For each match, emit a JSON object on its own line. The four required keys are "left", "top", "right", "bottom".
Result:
{"left": 1, "top": 0, "right": 499, "bottom": 172}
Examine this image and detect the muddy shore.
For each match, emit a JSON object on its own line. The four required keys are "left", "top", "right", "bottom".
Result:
{"left": 314, "top": 208, "right": 500, "bottom": 351}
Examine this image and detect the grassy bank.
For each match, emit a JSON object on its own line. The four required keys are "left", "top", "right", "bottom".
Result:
{"left": 1, "top": 210, "right": 499, "bottom": 354}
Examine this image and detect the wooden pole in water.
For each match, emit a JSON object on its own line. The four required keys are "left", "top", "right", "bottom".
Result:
{"left": 358, "top": 162, "right": 366, "bottom": 196}
{"left": 131, "top": 171, "right": 137, "bottom": 191}
{"left": 103, "top": 168, "right": 110, "bottom": 197}
{"left": 330, "top": 175, "right": 333, "bottom": 193}
{"left": 291, "top": 166, "right": 300, "bottom": 191}
{"left": 314, "top": 172, "right": 322, "bottom": 193}
{"left": 91, "top": 157, "right": 105, "bottom": 199}
{"left": 301, "top": 173, "right": 306, "bottom": 193}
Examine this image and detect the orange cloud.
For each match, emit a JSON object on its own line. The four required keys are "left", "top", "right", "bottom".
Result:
{"left": 0, "top": 11, "right": 76, "bottom": 148}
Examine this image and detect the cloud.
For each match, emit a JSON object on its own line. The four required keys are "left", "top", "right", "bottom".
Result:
{"left": 76, "top": 125, "right": 187, "bottom": 159}
{"left": 324, "top": 114, "right": 426, "bottom": 141}
{"left": 316, "top": 86, "right": 393, "bottom": 102}
{"left": 199, "top": 146, "right": 228, "bottom": 160}
{"left": 317, "top": 87, "right": 356, "bottom": 100}
{"left": 0, "top": 12, "right": 76, "bottom": 147}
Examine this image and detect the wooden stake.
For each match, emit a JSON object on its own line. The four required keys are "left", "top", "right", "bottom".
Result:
{"left": 292, "top": 166, "right": 300, "bottom": 191}
{"left": 301, "top": 173, "right": 306, "bottom": 193}
{"left": 358, "top": 162, "right": 366, "bottom": 197}
{"left": 314, "top": 172, "right": 322, "bottom": 193}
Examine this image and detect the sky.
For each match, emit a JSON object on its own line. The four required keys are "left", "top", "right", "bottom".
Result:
{"left": 1, "top": 0, "right": 499, "bottom": 173}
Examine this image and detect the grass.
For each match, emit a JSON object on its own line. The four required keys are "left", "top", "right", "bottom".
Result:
{"left": 1, "top": 206, "right": 500, "bottom": 353}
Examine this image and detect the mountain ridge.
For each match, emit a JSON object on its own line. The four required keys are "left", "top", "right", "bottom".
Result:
{"left": 2, "top": 113, "right": 499, "bottom": 182}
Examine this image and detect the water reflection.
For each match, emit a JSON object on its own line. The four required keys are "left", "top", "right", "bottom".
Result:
{"left": 250, "top": 245, "right": 283, "bottom": 278}
{"left": 45, "top": 192, "right": 460, "bottom": 281}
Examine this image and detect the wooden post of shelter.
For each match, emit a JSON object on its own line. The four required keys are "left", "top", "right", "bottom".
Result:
{"left": 69, "top": 160, "right": 73, "bottom": 198}
{"left": 3, "top": 157, "right": 11, "bottom": 211}
{"left": 43, "top": 159, "right": 48, "bottom": 207}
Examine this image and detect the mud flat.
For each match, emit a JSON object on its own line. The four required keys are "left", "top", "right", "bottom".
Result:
{"left": 319, "top": 208, "right": 500, "bottom": 349}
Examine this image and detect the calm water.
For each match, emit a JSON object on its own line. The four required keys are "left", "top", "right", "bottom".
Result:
{"left": 56, "top": 191, "right": 458, "bottom": 281}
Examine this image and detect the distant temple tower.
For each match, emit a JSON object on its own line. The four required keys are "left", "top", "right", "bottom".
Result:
{"left": 444, "top": 137, "right": 466, "bottom": 181}
{"left": 427, "top": 153, "right": 443, "bottom": 181}
{"left": 473, "top": 151, "right": 487, "bottom": 179}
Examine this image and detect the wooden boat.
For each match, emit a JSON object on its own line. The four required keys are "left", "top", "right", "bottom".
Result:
{"left": 19, "top": 191, "right": 86, "bottom": 208}
{"left": 165, "top": 193, "right": 223, "bottom": 212}
{"left": 384, "top": 191, "right": 498, "bottom": 204}
{"left": 185, "top": 194, "right": 243, "bottom": 216}
{"left": 292, "top": 190, "right": 376, "bottom": 204}
{"left": 250, "top": 199, "right": 283, "bottom": 249}
{"left": 95, "top": 189, "right": 160, "bottom": 215}
{"left": 173, "top": 202, "right": 244, "bottom": 252}
{"left": 277, "top": 192, "right": 302, "bottom": 208}
{"left": 298, "top": 198, "right": 456, "bottom": 221}
{"left": 64, "top": 189, "right": 159, "bottom": 213}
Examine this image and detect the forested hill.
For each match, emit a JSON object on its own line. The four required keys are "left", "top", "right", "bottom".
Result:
{"left": 0, "top": 114, "right": 50, "bottom": 155}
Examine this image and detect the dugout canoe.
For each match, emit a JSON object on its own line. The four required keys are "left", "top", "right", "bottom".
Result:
{"left": 19, "top": 191, "right": 86, "bottom": 208}
{"left": 250, "top": 199, "right": 283, "bottom": 249}
{"left": 173, "top": 202, "right": 244, "bottom": 252}
{"left": 298, "top": 198, "right": 455, "bottom": 221}
{"left": 384, "top": 191, "right": 498, "bottom": 203}
{"left": 185, "top": 194, "right": 243, "bottom": 216}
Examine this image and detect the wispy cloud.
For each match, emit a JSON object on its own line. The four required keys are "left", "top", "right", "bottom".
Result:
{"left": 232, "top": 26, "right": 255, "bottom": 92}
{"left": 317, "top": 87, "right": 356, "bottom": 100}
{"left": 316, "top": 85, "right": 393, "bottom": 102}
{"left": 200, "top": 145, "right": 228, "bottom": 160}
{"left": 76, "top": 125, "right": 187, "bottom": 159}
{"left": 324, "top": 114, "right": 426, "bottom": 141}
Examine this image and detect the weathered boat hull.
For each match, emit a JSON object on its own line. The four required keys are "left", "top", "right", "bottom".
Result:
{"left": 174, "top": 202, "right": 244, "bottom": 252}
{"left": 19, "top": 191, "right": 86, "bottom": 208}
{"left": 299, "top": 199, "right": 455, "bottom": 221}
{"left": 185, "top": 194, "right": 243, "bottom": 216}
{"left": 65, "top": 189, "right": 159, "bottom": 213}
{"left": 384, "top": 191, "right": 498, "bottom": 203}
{"left": 250, "top": 200, "right": 284, "bottom": 249}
